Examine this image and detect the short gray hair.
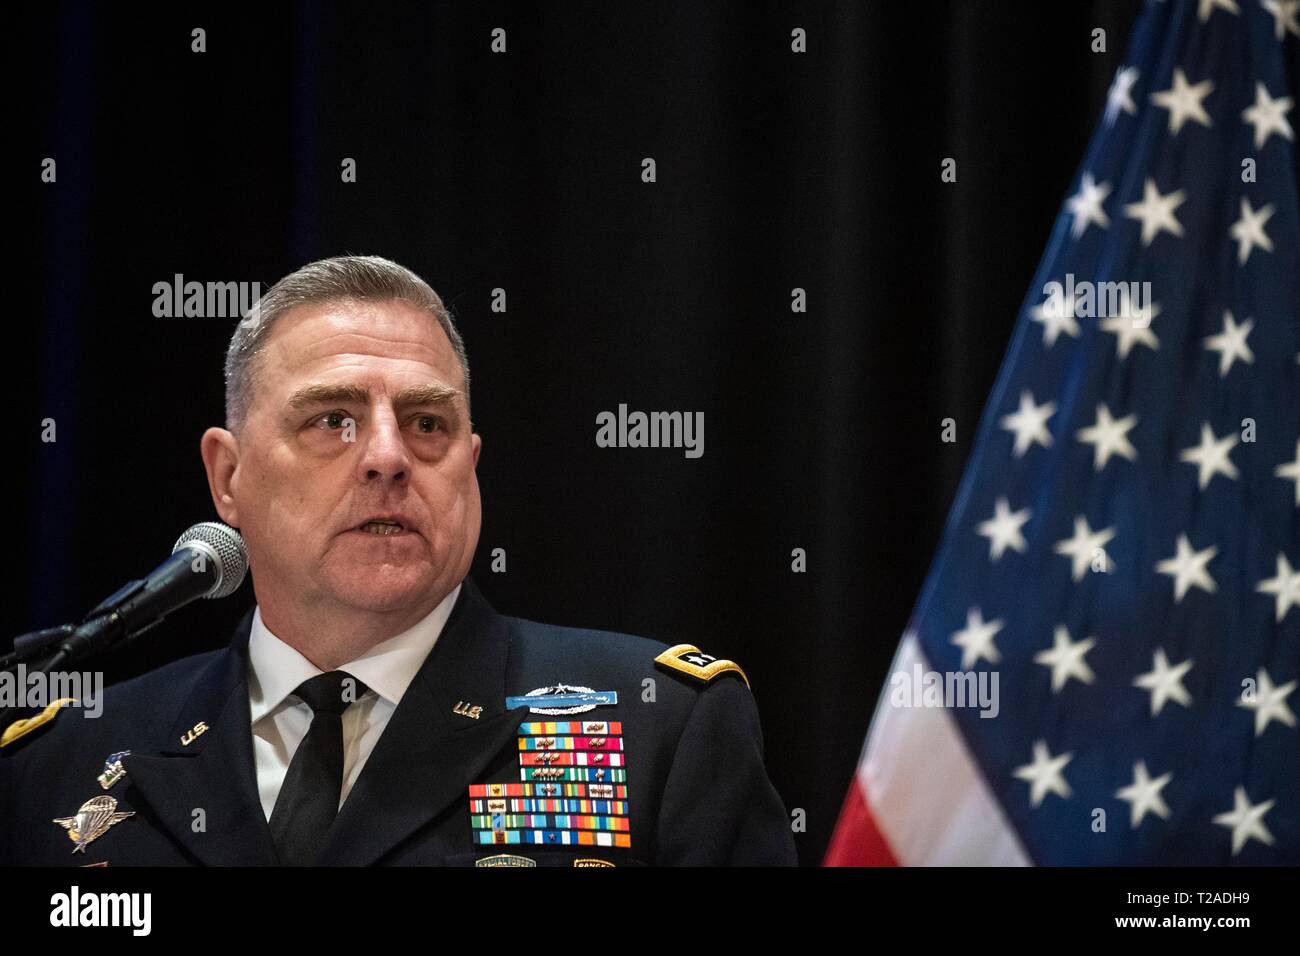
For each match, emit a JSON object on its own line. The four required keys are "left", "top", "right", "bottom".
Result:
{"left": 224, "top": 255, "right": 470, "bottom": 432}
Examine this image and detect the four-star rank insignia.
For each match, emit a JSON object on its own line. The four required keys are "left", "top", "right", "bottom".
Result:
{"left": 654, "top": 644, "right": 749, "bottom": 687}
{"left": 52, "top": 796, "right": 134, "bottom": 853}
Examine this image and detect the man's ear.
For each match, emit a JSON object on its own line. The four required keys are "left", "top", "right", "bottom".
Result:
{"left": 201, "top": 427, "right": 242, "bottom": 527}
{"left": 471, "top": 431, "right": 482, "bottom": 468}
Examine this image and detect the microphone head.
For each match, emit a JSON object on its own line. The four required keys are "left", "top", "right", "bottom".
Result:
{"left": 172, "top": 522, "right": 249, "bottom": 599}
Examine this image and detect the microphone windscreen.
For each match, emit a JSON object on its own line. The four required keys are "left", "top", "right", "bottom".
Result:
{"left": 172, "top": 521, "right": 248, "bottom": 598}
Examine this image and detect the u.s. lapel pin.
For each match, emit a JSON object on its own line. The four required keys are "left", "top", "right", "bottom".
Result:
{"left": 452, "top": 701, "right": 483, "bottom": 719}
{"left": 180, "top": 721, "right": 208, "bottom": 747}
{"left": 97, "top": 751, "right": 131, "bottom": 790}
{"left": 52, "top": 796, "right": 134, "bottom": 853}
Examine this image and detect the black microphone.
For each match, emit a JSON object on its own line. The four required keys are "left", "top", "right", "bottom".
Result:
{"left": 15, "top": 522, "right": 248, "bottom": 662}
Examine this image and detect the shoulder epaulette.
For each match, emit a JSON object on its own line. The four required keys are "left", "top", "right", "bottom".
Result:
{"left": 1, "top": 698, "right": 78, "bottom": 748}
{"left": 654, "top": 644, "right": 749, "bottom": 688}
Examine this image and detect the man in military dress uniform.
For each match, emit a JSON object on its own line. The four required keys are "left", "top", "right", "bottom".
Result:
{"left": 0, "top": 256, "right": 796, "bottom": 867}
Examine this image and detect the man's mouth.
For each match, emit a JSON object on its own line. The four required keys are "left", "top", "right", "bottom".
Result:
{"left": 356, "top": 518, "right": 409, "bottom": 536}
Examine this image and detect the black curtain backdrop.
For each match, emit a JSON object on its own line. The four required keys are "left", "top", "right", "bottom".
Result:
{"left": 15, "top": 1, "right": 1142, "bottom": 865}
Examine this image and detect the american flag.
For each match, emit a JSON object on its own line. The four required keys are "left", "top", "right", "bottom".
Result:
{"left": 827, "top": 0, "right": 1298, "bottom": 865}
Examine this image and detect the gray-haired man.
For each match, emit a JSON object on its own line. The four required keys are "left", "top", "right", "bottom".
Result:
{"left": 1, "top": 255, "right": 797, "bottom": 866}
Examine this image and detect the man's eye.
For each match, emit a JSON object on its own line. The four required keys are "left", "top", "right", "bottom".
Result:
{"left": 415, "top": 415, "right": 444, "bottom": 434}
{"left": 315, "top": 412, "right": 350, "bottom": 430}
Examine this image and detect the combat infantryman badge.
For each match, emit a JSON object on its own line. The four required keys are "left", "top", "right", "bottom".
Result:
{"left": 52, "top": 796, "right": 134, "bottom": 853}
{"left": 505, "top": 685, "right": 618, "bottom": 715}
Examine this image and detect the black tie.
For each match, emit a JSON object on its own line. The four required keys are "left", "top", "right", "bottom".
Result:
{"left": 269, "top": 671, "right": 368, "bottom": 866}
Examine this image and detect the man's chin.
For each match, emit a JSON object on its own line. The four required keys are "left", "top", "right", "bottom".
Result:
{"left": 322, "top": 568, "right": 439, "bottom": 613}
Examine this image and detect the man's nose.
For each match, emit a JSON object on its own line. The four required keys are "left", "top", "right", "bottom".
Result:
{"left": 355, "top": 407, "right": 411, "bottom": 484}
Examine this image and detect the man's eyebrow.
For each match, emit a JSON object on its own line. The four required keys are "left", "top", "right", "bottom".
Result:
{"left": 286, "top": 384, "right": 371, "bottom": 409}
{"left": 392, "top": 383, "right": 464, "bottom": 409}
{"left": 285, "top": 382, "right": 464, "bottom": 410}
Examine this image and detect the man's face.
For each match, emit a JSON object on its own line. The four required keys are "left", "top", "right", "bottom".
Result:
{"left": 211, "top": 298, "right": 481, "bottom": 617}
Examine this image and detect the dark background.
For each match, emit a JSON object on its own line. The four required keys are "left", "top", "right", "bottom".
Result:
{"left": 14, "top": 0, "right": 1142, "bottom": 864}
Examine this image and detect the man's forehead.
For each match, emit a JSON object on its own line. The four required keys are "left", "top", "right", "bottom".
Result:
{"left": 264, "top": 299, "right": 460, "bottom": 382}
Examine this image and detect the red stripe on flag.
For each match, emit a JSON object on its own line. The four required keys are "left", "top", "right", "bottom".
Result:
{"left": 822, "top": 777, "right": 899, "bottom": 867}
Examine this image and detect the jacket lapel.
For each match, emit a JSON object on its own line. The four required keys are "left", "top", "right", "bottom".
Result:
{"left": 121, "top": 609, "right": 280, "bottom": 866}
{"left": 316, "top": 577, "right": 528, "bottom": 866}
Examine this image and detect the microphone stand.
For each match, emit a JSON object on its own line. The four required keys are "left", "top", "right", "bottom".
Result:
{"left": 0, "top": 582, "right": 168, "bottom": 734}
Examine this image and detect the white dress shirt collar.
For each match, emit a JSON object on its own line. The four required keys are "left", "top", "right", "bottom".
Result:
{"left": 248, "top": 583, "right": 462, "bottom": 722}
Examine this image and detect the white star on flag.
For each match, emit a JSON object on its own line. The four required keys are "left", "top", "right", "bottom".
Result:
{"left": 1105, "top": 66, "right": 1140, "bottom": 125}
{"left": 1255, "top": 553, "right": 1300, "bottom": 622}
{"left": 1229, "top": 197, "right": 1275, "bottom": 264}
{"left": 1179, "top": 422, "right": 1239, "bottom": 490}
{"left": 1262, "top": 0, "right": 1300, "bottom": 39}
{"left": 976, "top": 496, "right": 1031, "bottom": 561}
{"left": 1241, "top": 82, "right": 1294, "bottom": 149}
{"left": 1076, "top": 403, "right": 1139, "bottom": 470}
{"left": 1053, "top": 515, "right": 1116, "bottom": 581}
{"left": 1236, "top": 668, "right": 1298, "bottom": 737}
{"left": 1151, "top": 68, "right": 1214, "bottom": 134}
{"left": 1012, "top": 740, "right": 1073, "bottom": 808}
{"left": 1000, "top": 390, "right": 1057, "bottom": 457}
{"left": 1115, "top": 761, "right": 1174, "bottom": 828}
{"left": 1100, "top": 293, "right": 1160, "bottom": 359}
{"left": 950, "top": 607, "right": 1005, "bottom": 670}
{"left": 1275, "top": 440, "right": 1300, "bottom": 506}
{"left": 1134, "top": 648, "right": 1194, "bottom": 716}
{"left": 1065, "top": 172, "right": 1111, "bottom": 237}
{"left": 1033, "top": 625, "right": 1097, "bottom": 692}
{"left": 1155, "top": 533, "right": 1218, "bottom": 602}
{"left": 1198, "top": 0, "right": 1240, "bottom": 22}
{"left": 1203, "top": 310, "right": 1254, "bottom": 376}
{"left": 1212, "top": 787, "right": 1275, "bottom": 856}
{"left": 1124, "top": 178, "right": 1186, "bottom": 246}
{"left": 1030, "top": 288, "right": 1080, "bottom": 347}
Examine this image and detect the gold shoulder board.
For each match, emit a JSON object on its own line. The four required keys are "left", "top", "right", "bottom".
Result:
{"left": 654, "top": 644, "right": 749, "bottom": 688}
